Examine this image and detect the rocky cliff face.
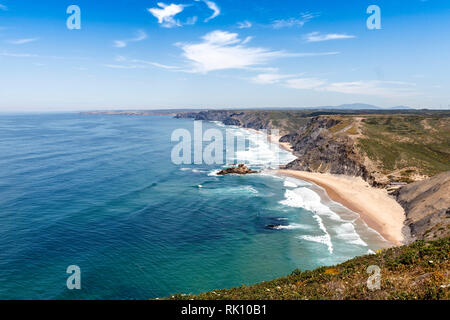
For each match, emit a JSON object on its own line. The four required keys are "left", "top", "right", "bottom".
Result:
{"left": 279, "top": 116, "right": 378, "bottom": 185}
{"left": 395, "top": 172, "right": 450, "bottom": 242}
{"left": 176, "top": 110, "right": 450, "bottom": 242}
{"left": 176, "top": 110, "right": 276, "bottom": 132}
{"left": 176, "top": 111, "right": 376, "bottom": 184}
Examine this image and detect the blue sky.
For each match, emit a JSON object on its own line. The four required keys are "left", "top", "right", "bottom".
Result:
{"left": 0, "top": 0, "right": 449, "bottom": 111}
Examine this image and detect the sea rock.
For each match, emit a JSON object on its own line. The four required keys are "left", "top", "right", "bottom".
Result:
{"left": 217, "top": 164, "right": 258, "bottom": 176}
{"left": 265, "top": 224, "right": 282, "bottom": 230}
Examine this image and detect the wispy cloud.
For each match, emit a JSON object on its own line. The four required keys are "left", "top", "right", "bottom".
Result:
{"left": 0, "top": 51, "right": 37, "bottom": 58}
{"left": 177, "top": 30, "right": 284, "bottom": 73}
{"left": 304, "top": 32, "right": 355, "bottom": 42}
{"left": 272, "top": 12, "right": 319, "bottom": 29}
{"left": 8, "top": 38, "right": 39, "bottom": 45}
{"left": 177, "top": 30, "right": 337, "bottom": 74}
{"left": 195, "top": 0, "right": 220, "bottom": 22}
{"left": 252, "top": 72, "right": 417, "bottom": 97}
{"left": 113, "top": 40, "right": 127, "bottom": 48}
{"left": 322, "top": 80, "right": 417, "bottom": 97}
{"left": 0, "top": 3, "right": 7, "bottom": 11}
{"left": 251, "top": 73, "right": 297, "bottom": 85}
{"left": 113, "top": 30, "right": 147, "bottom": 48}
{"left": 148, "top": 3, "right": 187, "bottom": 28}
{"left": 177, "top": 31, "right": 286, "bottom": 73}
{"left": 105, "top": 55, "right": 180, "bottom": 71}
{"left": 237, "top": 21, "right": 252, "bottom": 29}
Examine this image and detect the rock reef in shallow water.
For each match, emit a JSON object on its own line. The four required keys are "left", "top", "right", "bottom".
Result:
{"left": 217, "top": 164, "right": 258, "bottom": 176}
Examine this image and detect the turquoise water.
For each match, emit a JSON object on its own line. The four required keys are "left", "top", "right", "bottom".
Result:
{"left": 0, "top": 114, "right": 388, "bottom": 299}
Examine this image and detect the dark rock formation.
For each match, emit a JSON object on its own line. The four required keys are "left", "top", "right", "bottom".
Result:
{"left": 176, "top": 111, "right": 279, "bottom": 133}
{"left": 395, "top": 171, "right": 450, "bottom": 242}
{"left": 217, "top": 164, "right": 258, "bottom": 176}
{"left": 176, "top": 110, "right": 377, "bottom": 184}
{"left": 265, "top": 224, "right": 282, "bottom": 230}
{"left": 280, "top": 116, "right": 377, "bottom": 185}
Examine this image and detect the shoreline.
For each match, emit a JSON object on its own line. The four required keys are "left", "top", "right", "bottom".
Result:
{"left": 245, "top": 128, "right": 294, "bottom": 153}
{"left": 277, "top": 170, "right": 405, "bottom": 246}
{"left": 221, "top": 120, "right": 406, "bottom": 246}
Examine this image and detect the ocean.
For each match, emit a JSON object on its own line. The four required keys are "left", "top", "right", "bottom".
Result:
{"left": 0, "top": 113, "right": 389, "bottom": 299}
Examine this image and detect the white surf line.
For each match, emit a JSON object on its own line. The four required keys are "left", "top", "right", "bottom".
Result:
{"left": 208, "top": 120, "right": 380, "bottom": 252}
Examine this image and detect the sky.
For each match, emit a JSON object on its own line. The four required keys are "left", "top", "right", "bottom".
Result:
{"left": 0, "top": 0, "right": 449, "bottom": 112}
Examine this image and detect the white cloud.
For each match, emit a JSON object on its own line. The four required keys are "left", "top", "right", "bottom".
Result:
{"left": 195, "top": 0, "right": 220, "bottom": 22}
{"left": 145, "top": 61, "right": 180, "bottom": 70}
{"left": 177, "top": 30, "right": 340, "bottom": 74}
{"left": 132, "top": 30, "right": 148, "bottom": 42}
{"left": 113, "top": 40, "right": 127, "bottom": 48}
{"left": 148, "top": 3, "right": 186, "bottom": 28}
{"left": 241, "top": 36, "right": 252, "bottom": 45}
{"left": 113, "top": 30, "right": 147, "bottom": 48}
{"left": 0, "top": 4, "right": 7, "bottom": 11}
{"left": 8, "top": 38, "right": 39, "bottom": 45}
{"left": 272, "top": 12, "right": 319, "bottom": 29}
{"left": 106, "top": 55, "right": 180, "bottom": 71}
{"left": 177, "top": 30, "right": 290, "bottom": 73}
{"left": 237, "top": 21, "right": 252, "bottom": 29}
{"left": 129, "top": 58, "right": 180, "bottom": 70}
{"left": 305, "top": 32, "right": 355, "bottom": 42}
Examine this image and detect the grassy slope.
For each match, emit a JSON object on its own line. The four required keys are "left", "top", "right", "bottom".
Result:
{"left": 357, "top": 115, "right": 450, "bottom": 180}
{"left": 237, "top": 111, "right": 450, "bottom": 183}
{"left": 170, "top": 238, "right": 449, "bottom": 300}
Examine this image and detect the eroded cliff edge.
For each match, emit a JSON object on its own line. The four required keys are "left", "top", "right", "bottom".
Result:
{"left": 176, "top": 109, "right": 450, "bottom": 243}
{"left": 395, "top": 172, "right": 450, "bottom": 242}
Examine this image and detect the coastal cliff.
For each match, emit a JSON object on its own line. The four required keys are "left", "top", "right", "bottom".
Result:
{"left": 176, "top": 109, "right": 449, "bottom": 187}
{"left": 395, "top": 172, "right": 450, "bottom": 242}
{"left": 176, "top": 109, "right": 450, "bottom": 243}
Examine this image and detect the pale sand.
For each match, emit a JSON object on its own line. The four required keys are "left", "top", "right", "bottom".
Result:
{"left": 277, "top": 170, "right": 406, "bottom": 246}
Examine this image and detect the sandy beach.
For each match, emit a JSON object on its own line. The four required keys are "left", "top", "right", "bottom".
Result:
{"left": 247, "top": 126, "right": 405, "bottom": 246}
{"left": 277, "top": 170, "right": 406, "bottom": 246}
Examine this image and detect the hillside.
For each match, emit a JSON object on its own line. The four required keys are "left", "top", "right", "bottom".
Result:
{"left": 176, "top": 110, "right": 450, "bottom": 187}
{"left": 396, "top": 172, "right": 450, "bottom": 242}
{"left": 169, "top": 237, "right": 449, "bottom": 300}
{"left": 175, "top": 109, "right": 450, "bottom": 247}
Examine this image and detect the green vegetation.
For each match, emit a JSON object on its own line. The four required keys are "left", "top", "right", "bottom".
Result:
{"left": 358, "top": 115, "right": 450, "bottom": 178}
{"left": 169, "top": 238, "right": 449, "bottom": 300}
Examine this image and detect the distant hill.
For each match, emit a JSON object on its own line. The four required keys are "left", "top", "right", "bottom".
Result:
{"left": 306, "top": 103, "right": 414, "bottom": 110}
{"left": 335, "top": 103, "right": 381, "bottom": 110}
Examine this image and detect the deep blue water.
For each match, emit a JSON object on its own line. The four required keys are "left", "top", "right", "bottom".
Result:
{"left": 0, "top": 114, "right": 388, "bottom": 299}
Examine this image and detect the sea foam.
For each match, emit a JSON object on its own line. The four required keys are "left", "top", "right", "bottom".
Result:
{"left": 279, "top": 186, "right": 368, "bottom": 253}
